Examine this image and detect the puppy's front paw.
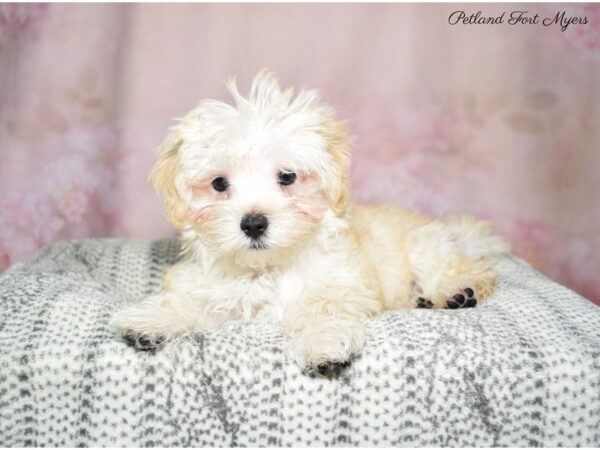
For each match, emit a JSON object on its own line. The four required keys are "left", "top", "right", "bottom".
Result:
{"left": 288, "top": 324, "right": 364, "bottom": 374}
{"left": 316, "top": 360, "right": 351, "bottom": 376}
{"left": 445, "top": 287, "right": 477, "bottom": 309}
{"left": 123, "top": 331, "right": 167, "bottom": 351}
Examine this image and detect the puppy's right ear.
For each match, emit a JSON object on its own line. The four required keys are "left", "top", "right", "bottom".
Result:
{"left": 149, "top": 128, "right": 188, "bottom": 229}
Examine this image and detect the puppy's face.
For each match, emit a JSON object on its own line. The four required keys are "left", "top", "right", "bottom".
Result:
{"left": 151, "top": 72, "right": 351, "bottom": 267}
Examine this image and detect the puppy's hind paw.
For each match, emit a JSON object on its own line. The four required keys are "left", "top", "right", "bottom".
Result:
{"left": 445, "top": 287, "right": 477, "bottom": 309}
{"left": 416, "top": 297, "right": 433, "bottom": 309}
{"left": 123, "top": 332, "right": 167, "bottom": 352}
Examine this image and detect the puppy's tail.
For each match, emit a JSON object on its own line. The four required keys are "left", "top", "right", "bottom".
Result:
{"left": 444, "top": 215, "right": 510, "bottom": 259}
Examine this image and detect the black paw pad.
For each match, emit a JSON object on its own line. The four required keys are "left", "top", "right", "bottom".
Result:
{"left": 446, "top": 288, "right": 477, "bottom": 309}
{"left": 446, "top": 300, "right": 460, "bottom": 309}
{"left": 453, "top": 294, "right": 465, "bottom": 305}
{"left": 123, "top": 333, "right": 167, "bottom": 351}
{"left": 416, "top": 297, "right": 433, "bottom": 309}
{"left": 315, "top": 361, "right": 351, "bottom": 376}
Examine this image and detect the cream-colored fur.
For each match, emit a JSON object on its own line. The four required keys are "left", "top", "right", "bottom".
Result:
{"left": 110, "top": 71, "right": 509, "bottom": 372}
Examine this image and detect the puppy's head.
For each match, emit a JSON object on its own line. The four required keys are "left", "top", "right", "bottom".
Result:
{"left": 150, "top": 71, "right": 351, "bottom": 266}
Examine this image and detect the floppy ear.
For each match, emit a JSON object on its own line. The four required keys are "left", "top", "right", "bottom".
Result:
{"left": 319, "top": 118, "right": 352, "bottom": 216}
{"left": 149, "top": 128, "right": 189, "bottom": 229}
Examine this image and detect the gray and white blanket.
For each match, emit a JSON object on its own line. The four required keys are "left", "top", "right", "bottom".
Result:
{"left": 0, "top": 238, "right": 599, "bottom": 447}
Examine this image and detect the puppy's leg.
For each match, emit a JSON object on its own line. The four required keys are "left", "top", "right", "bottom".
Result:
{"left": 408, "top": 216, "right": 508, "bottom": 310}
{"left": 110, "top": 291, "right": 203, "bottom": 350}
{"left": 282, "top": 287, "right": 382, "bottom": 373}
{"left": 110, "top": 262, "right": 213, "bottom": 350}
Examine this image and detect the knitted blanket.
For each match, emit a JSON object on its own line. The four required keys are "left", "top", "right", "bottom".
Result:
{"left": 1, "top": 238, "right": 599, "bottom": 447}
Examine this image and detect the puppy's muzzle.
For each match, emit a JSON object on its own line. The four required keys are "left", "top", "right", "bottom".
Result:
{"left": 241, "top": 213, "right": 268, "bottom": 240}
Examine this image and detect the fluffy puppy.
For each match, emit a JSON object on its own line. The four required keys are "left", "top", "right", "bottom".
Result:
{"left": 110, "top": 71, "right": 509, "bottom": 372}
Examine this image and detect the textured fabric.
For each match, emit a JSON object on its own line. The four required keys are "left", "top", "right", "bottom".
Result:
{"left": 2, "top": 3, "right": 600, "bottom": 305}
{"left": 0, "top": 238, "right": 599, "bottom": 447}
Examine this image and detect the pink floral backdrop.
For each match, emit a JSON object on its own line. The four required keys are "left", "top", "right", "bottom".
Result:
{"left": 1, "top": 3, "right": 599, "bottom": 304}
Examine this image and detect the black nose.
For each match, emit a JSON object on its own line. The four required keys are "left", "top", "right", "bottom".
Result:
{"left": 240, "top": 213, "right": 268, "bottom": 239}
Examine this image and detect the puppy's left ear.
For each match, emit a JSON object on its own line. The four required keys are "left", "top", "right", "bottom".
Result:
{"left": 319, "top": 119, "right": 352, "bottom": 216}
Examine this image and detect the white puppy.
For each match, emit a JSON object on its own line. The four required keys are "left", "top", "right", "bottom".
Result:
{"left": 111, "top": 71, "right": 509, "bottom": 372}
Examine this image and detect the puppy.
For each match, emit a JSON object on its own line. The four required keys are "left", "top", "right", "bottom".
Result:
{"left": 110, "top": 71, "right": 509, "bottom": 372}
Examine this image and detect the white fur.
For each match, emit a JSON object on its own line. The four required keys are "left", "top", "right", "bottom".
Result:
{"left": 110, "top": 71, "right": 509, "bottom": 371}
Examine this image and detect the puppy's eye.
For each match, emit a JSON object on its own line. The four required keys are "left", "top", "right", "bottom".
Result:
{"left": 211, "top": 177, "right": 229, "bottom": 192}
{"left": 277, "top": 171, "right": 296, "bottom": 186}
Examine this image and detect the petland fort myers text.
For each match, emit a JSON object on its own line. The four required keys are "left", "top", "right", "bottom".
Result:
{"left": 448, "top": 10, "right": 588, "bottom": 32}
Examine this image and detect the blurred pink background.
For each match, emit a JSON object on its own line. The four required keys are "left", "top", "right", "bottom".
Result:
{"left": 1, "top": 3, "right": 599, "bottom": 304}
